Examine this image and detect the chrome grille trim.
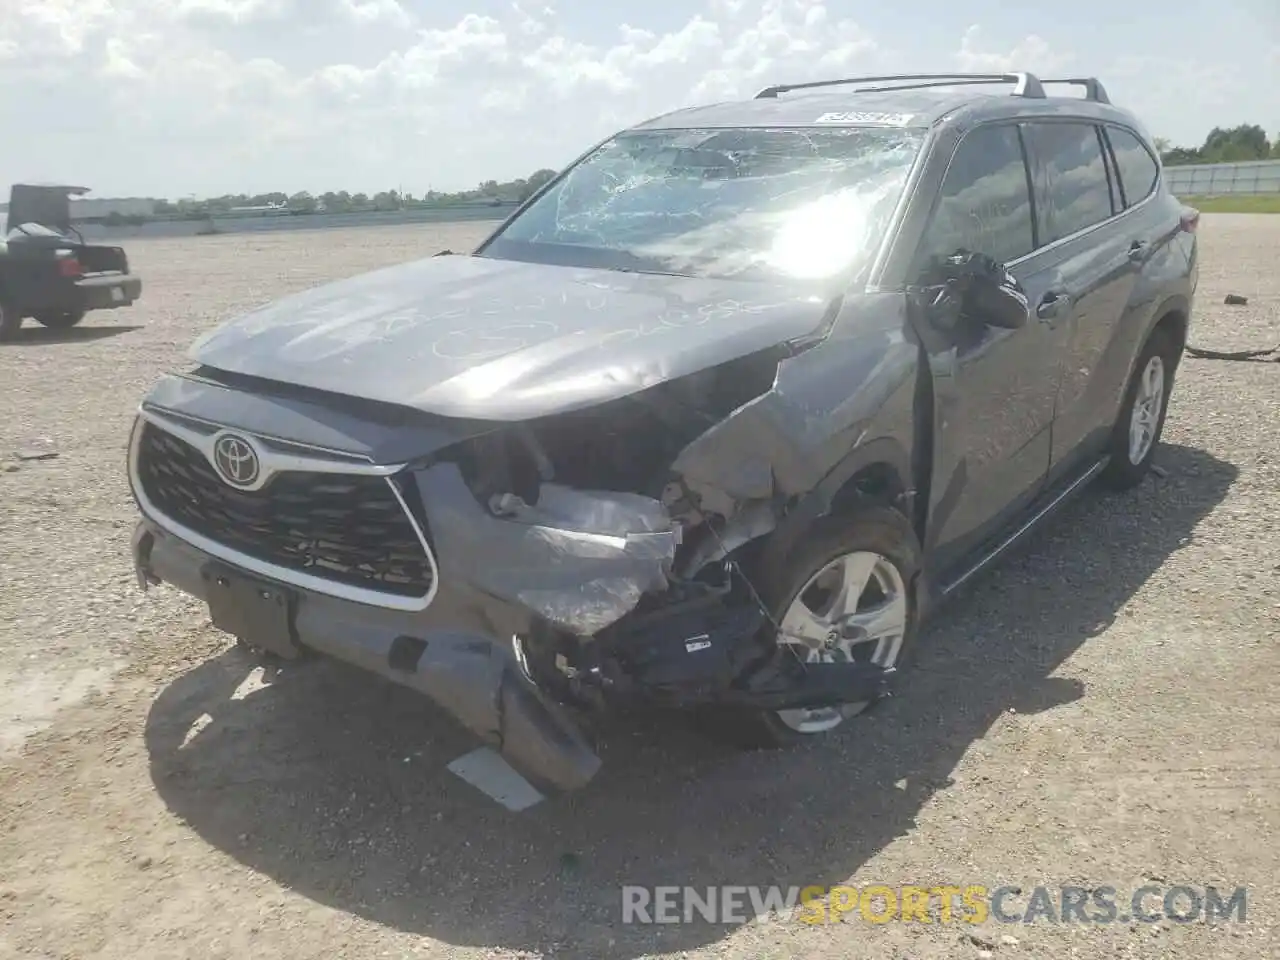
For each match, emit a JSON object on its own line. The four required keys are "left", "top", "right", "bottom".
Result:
{"left": 129, "top": 408, "right": 440, "bottom": 612}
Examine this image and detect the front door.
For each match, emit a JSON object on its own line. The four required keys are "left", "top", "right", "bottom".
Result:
{"left": 909, "top": 121, "right": 1069, "bottom": 577}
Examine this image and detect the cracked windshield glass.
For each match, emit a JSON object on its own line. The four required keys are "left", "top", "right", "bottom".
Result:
{"left": 483, "top": 126, "right": 925, "bottom": 282}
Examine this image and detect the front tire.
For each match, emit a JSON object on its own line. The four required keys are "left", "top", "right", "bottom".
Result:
{"left": 1099, "top": 328, "right": 1177, "bottom": 491}
{"left": 726, "top": 505, "right": 923, "bottom": 748}
{"left": 32, "top": 310, "right": 86, "bottom": 330}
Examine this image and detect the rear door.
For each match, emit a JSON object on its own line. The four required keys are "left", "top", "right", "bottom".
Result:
{"left": 910, "top": 122, "right": 1068, "bottom": 575}
{"left": 1019, "top": 120, "right": 1141, "bottom": 482}
{"left": 1095, "top": 124, "right": 1190, "bottom": 429}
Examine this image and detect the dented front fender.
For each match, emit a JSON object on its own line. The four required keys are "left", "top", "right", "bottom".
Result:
{"left": 671, "top": 292, "right": 920, "bottom": 524}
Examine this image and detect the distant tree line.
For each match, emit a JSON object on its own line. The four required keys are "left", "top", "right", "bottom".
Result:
{"left": 146, "top": 168, "right": 560, "bottom": 220}
{"left": 83, "top": 130, "right": 1280, "bottom": 227}
{"left": 1155, "top": 124, "right": 1280, "bottom": 166}
{"left": 101, "top": 211, "right": 149, "bottom": 227}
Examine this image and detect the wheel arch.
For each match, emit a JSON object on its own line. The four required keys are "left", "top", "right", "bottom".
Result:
{"left": 758, "top": 436, "right": 917, "bottom": 574}
{"left": 1096, "top": 293, "right": 1191, "bottom": 432}
{"left": 830, "top": 457, "right": 910, "bottom": 516}
{"left": 1146, "top": 295, "right": 1191, "bottom": 368}
{"left": 823, "top": 437, "right": 914, "bottom": 518}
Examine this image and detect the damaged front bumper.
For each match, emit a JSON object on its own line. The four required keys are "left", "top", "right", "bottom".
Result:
{"left": 132, "top": 518, "right": 606, "bottom": 794}
{"left": 411, "top": 462, "right": 683, "bottom": 637}
{"left": 129, "top": 450, "right": 688, "bottom": 795}
{"left": 130, "top": 413, "right": 895, "bottom": 796}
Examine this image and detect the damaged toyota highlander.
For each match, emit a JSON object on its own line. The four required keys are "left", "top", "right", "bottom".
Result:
{"left": 128, "top": 72, "right": 1198, "bottom": 795}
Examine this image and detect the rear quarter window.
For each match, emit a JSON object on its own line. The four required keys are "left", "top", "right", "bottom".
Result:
{"left": 1106, "top": 127, "right": 1160, "bottom": 207}
{"left": 1024, "top": 122, "right": 1115, "bottom": 244}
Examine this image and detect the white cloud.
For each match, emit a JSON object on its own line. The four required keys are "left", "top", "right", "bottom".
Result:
{"left": 0, "top": 1, "right": 1271, "bottom": 197}
{"left": 172, "top": 0, "right": 407, "bottom": 27}
{"left": 0, "top": 0, "right": 119, "bottom": 61}
{"left": 174, "top": 0, "right": 286, "bottom": 24}
{"left": 954, "top": 24, "right": 1074, "bottom": 76}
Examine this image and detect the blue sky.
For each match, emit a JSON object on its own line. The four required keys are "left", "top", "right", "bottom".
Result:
{"left": 0, "top": 0, "right": 1275, "bottom": 198}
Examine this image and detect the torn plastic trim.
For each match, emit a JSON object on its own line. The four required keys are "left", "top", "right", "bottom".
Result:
{"left": 583, "top": 568, "right": 896, "bottom": 713}
{"left": 673, "top": 499, "right": 780, "bottom": 579}
{"left": 397, "top": 633, "right": 602, "bottom": 793}
{"left": 489, "top": 484, "right": 677, "bottom": 558}
{"left": 410, "top": 462, "right": 682, "bottom": 636}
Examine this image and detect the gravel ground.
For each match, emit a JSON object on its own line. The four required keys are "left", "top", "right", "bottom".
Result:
{"left": 0, "top": 216, "right": 1277, "bottom": 960}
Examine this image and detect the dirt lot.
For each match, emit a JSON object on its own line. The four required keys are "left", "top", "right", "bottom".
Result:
{"left": 1, "top": 216, "right": 1277, "bottom": 959}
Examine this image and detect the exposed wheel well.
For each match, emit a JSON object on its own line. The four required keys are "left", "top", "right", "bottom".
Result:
{"left": 1153, "top": 308, "right": 1188, "bottom": 366}
{"left": 830, "top": 353, "right": 934, "bottom": 546}
{"left": 830, "top": 462, "right": 907, "bottom": 515}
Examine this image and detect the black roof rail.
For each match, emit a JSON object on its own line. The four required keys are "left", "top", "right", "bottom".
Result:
{"left": 1040, "top": 77, "right": 1111, "bottom": 104}
{"left": 754, "top": 72, "right": 1047, "bottom": 100}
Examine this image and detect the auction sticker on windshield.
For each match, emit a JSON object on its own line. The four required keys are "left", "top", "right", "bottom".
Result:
{"left": 814, "top": 111, "right": 916, "bottom": 126}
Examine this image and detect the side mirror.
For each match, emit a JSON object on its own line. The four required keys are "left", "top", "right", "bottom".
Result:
{"left": 919, "top": 250, "right": 1029, "bottom": 332}
{"left": 965, "top": 267, "right": 1029, "bottom": 330}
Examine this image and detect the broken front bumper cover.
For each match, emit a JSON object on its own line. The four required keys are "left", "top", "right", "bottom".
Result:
{"left": 131, "top": 457, "right": 897, "bottom": 795}
{"left": 132, "top": 520, "right": 603, "bottom": 794}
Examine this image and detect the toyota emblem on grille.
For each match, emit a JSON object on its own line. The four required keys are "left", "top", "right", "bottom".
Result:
{"left": 212, "top": 434, "right": 260, "bottom": 487}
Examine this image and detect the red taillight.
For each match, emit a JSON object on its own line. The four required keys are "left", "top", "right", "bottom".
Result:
{"left": 1179, "top": 207, "right": 1200, "bottom": 233}
{"left": 57, "top": 256, "right": 83, "bottom": 277}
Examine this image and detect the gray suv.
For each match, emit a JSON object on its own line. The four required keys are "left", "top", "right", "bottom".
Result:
{"left": 128, "top": 72, "right": 1199, "bottom": 796}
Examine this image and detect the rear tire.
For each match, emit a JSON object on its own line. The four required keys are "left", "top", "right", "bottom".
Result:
{"left": 32, "top": 310, "right": 86, "bottom": 330}
{"left": 1099, "top": 327, "right": 1177, "bottom": 491}
{"left": 0, "top": 301, "right": 20, "bottom": 341}
{"left": 716, "top": 505, "right": 923, "bottom": 749}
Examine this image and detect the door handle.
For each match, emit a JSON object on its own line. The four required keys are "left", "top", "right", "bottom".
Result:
{"left": 1127, "top": 240, "right": 1148, "bottom": 263}
{"left": 1036, "top": 291, "right": 1072, "bottom": 323}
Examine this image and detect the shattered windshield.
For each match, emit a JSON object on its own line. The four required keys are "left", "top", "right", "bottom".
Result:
{"left": 480, "top": 125, "right": 925, "bottom": 283}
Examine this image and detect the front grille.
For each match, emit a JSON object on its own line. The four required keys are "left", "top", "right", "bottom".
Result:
{"left": 135, "top": 421, "right": 434, "bottom": 599}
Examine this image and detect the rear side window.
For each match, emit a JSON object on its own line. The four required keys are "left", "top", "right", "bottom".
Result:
{"left": 917, "top": 123, "right": 1035, "bottom": 269}
{"left": 1106, "top": 127, "right": 1159, "bottom": 207}
{"left": 1024, "top": 122, "right": 1114, "bottom": 244}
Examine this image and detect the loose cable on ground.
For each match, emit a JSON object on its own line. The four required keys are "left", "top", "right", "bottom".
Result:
{"left": 1185, "top": 343, "right": 1279, "bottom": 362}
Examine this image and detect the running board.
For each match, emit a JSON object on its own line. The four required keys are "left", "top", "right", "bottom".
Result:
{"left": 939, "top": 457, "right": 1109, "bottom": 598}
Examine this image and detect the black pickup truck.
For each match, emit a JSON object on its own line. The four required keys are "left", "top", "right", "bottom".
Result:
{"left": 0, "top": 183, "right": 143, "bottom": 340}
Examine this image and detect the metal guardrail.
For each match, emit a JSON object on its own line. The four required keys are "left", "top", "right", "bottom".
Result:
{"left": 1163, "top": 159, "right": 1280, "bottom": 196}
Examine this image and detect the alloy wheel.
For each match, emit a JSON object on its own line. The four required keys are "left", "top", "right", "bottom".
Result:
{"left": 774, "top": 550, "right": 908, "bottom": 734}
{"left": 1128, "top": 354, "right": 1166, "bottom": 465}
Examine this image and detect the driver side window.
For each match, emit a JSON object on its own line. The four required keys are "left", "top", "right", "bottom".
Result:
{"left": 917, "top": 124, "right": 1036, "bottom": 273}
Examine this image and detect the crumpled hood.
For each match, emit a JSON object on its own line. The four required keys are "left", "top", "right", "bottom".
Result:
{"left": 189, "top": 254, "right": 833, "bottom": 420}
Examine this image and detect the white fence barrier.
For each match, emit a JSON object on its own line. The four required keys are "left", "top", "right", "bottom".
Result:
{"left": 1163, "top": 159, "right": 1280, "bottom": 196}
